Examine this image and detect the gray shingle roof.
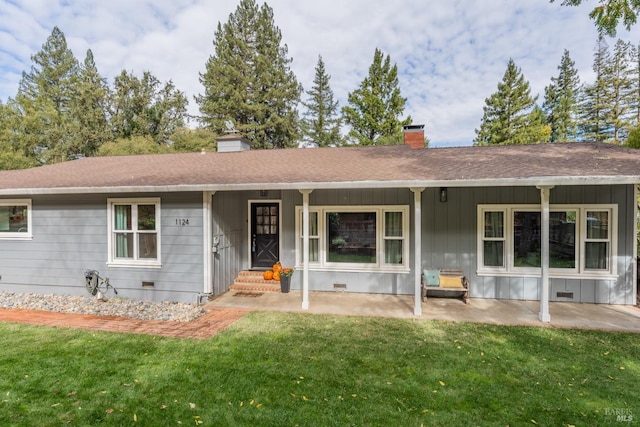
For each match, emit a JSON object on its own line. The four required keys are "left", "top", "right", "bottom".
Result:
{"left": 1, "top": 142, "right": 639, "bottom": 195}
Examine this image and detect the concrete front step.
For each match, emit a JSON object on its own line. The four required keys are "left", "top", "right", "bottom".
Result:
{"left": 231, "top": 270, "right": 282, "bottom": 292}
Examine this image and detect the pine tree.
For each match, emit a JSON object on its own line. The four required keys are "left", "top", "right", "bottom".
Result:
{"left": 543, "top": 50, "right": 581, "bottom": 142}
{"left": 67, "top": 49, "right": 112, "bottom": 157}
{"left": 0, "top": 100, "right": 36, "bottom": 169}
{"left": 606, "top": 39, "right": 636, "bottom": 143}
{"left": 634, "top": 43, "right": 640, "bottom": 125}
{"left": 579, "top": 36, "right": 613, "bottom": 141}
{"left": 197, "top": 0, "right": 301, "bottom": 149}
{"left": 14, "top": 26, "right": 80, "bottom": 164}
{"left": 342, "top": 48, "right": 411, "bottom": 146}
{"left": 474, "top": 59, "right": 546, "bottom": 145}
{"left": 301, "top": 55, "right": 342, "bottom": 147}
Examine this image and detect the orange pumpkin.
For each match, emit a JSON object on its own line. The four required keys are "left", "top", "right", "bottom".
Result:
{"left": 273, "top": 270, "right": 281, "bottom": 281}
{"left": 272, "top": 262, "right": 282, "bottom": 273}
{"left": 263, "top": 270, "right": 274, "bottom": 280}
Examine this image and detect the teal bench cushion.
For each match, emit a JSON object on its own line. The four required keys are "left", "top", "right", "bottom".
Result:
{"left": 423, "top": 269, "right": 440, "bottom": 287}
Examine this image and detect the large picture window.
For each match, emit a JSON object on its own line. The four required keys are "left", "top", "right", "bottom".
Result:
{"left": 296, "top": 205, "right": 409, "bottom": 271}
{"left": 0, "top": 199, "right": 32, "bottom": 239}
{"left": 478, "top": 205, "right": 616, "bottom": 277}
{"left": 108, "top": 198, "right": 161, "bottom": 267}
{"left": 327, "top": 212, "right": 376, "bottom": 264}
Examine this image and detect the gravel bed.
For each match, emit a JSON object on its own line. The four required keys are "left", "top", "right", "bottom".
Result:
{"left": 0, "top": 292, "right": 207, "bottom": 322}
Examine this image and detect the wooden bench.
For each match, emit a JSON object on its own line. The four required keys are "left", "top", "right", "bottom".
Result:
{"left": 421, "top": 269, "right": 470, "bottom": 304}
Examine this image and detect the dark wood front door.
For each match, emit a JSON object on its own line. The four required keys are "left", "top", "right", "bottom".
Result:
{"left": 251, "top": 202, "right": 279, "bottom": 269}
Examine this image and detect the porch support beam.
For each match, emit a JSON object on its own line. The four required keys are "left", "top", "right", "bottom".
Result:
{"left": 537, "top": 185, "right": 553, "bottom": 323}
{"left": 203, "top": 191, "right": 215, "bottom": 296}
{"left": 634, "top": 185, "right": 638, "bottom": 305}
{"left": 410, "top": 187, "right": 425, "bottom": 316}
{"left": 299, "top": 189, "right": 313, "bottom": 310}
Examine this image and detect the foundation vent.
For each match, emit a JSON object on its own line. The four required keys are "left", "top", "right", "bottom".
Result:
{"left": 142, "top": 281, "right": 155, "bottom": 288}
{"left": 556, "top": 291, "right": 574, "bottom": 299}
{"left": 333, "top": 283, "right": 347, "bottom": 291}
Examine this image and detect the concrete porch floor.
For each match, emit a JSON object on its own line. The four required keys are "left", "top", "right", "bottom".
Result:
{"left": 207, "top": 290, "right": 640, "bottom": 333}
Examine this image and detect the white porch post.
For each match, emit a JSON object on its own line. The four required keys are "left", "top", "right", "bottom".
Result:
{"left": 537, "top": 185, "right": 553, "bottom": 323}
{"left": 634, "top": 185, "right": 638, "bottom": 305}
{"left": 410, "top": 187, "right": 425, "bottom": 316}
{"left": 202, "top": 191, "right": 215, "bottom": 296}
{"left": 299, "top": 189, "right": 313, "bottom": 310}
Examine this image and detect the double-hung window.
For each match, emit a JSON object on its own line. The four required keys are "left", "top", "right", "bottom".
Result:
{"left": 585, "top": 210, "right": 611, "bottom": 271}
{"left": 481, "top": 209, "right": 506, "bottom": 269}
{"left": 0, "top": 199, "right": 32, "bottom": 239}
{"left": 295, "top": 205, "right": 409, "bottom": 271}
{"left": 108, "top": 198, "right": 161, "bottom": 267}
{"left": 478, "top": 205, "right": 616, "bottom": 277}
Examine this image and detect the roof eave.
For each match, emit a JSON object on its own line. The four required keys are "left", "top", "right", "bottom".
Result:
{"left": 0, "top": 175, "right": 638, "bottom": 196}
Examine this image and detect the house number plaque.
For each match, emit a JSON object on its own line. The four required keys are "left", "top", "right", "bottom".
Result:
{"left": 175, "top": 219, "right": 190, "bottom": 226}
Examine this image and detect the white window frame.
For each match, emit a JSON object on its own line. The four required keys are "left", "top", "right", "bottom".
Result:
{"left": 477, "top": 204, "right": 617, "bottom": 279}
{"left": 0, "top": 199, "right": 32, "bottom": 240}
{"left": 107, "top": 198, "right": 161, "bottom": 268}
{"left": 479, "top": 207, "right": 507, "bottom": 272}
{"left": 295, "top": 205, "right": 410, "bottom": 272}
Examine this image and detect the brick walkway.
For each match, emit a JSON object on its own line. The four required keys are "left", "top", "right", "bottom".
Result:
{"left": 0, "top": 306, "right": 251, "bottom": 339}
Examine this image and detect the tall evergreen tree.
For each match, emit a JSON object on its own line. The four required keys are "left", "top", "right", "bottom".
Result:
{"left": 606, "top": 39, "right": 636, "bottom": 142}
{"left": 301, "top": 55, "right": 342, "bottom": 147}
{"left": 474, "top": 59, "right": 546, "bottom": 145}
{"left": 635, "top": 43, "right": 640, "bottom": 125}
{"left": 542, "top": 50, "right": 581, "bottom": 141}
{"left": 197, "top": 0, "right": 301, "bottom": 149}
{"left": 110, "top": 70, "right": 188, "bottom": 144}
{"left": 0, "top": 100, "right": 36, "bottom": 170}
{"left": 578, "top": 36, "right": 615, "bottom": 141}
{"left": 14, "top": 26, "right": 80, "bottom": 164}
{"left": 342, "top": 48, "right": 411, "bottom": 146}
{"left": 68, "top": 49, "right": 112, "bottom": 157}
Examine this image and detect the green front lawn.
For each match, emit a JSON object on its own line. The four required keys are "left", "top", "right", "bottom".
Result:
{"left": 0, "top": 312, "right": 638, "bottom": 426}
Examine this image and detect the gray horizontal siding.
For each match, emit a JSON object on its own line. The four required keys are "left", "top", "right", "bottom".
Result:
{"left": 0, "top": 192, "right": 205, "bottom": 303}
{"left": 1, "top": 183, "right": 634, "bottom": 305}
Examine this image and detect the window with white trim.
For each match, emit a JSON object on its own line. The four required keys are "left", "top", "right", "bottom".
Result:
{"left": 0, "top": 199, "right": 32, "bottom": 239}
{"left": 295, "top": 205, "right": 409, "bottom": 271}
{"left": 108, "top": 198, "right": 161, "bottom": 267}
{"left": 477, "top": 205, "right": 616, "bottom": 277}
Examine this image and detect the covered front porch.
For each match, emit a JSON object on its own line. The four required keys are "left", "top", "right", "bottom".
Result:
{"left": 207, "top": 290, "right": 640, "bottom": 332}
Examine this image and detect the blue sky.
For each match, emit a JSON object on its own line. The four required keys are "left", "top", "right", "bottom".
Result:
{"left": 1, "top": 0, "right": 640, "bottom": 147}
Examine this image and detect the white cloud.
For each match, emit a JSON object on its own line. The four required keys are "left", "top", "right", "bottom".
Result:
{"left": 0, "top": 0, "right": 639, "bottom": 146}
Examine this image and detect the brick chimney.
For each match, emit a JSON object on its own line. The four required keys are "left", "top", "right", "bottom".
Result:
{"left": 403, "top": 124, "right": 425, "bottom": 149}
